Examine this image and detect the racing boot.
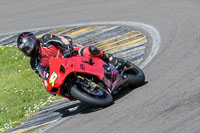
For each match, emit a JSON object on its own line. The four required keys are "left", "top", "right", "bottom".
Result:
{"left": 85, "top": 46, "right": 123, "bottom": 68}
{"left": 103, "top": 53, "right": 127, "bottom": 70}
{"left": 82, "top": 45, "right": 126, "bottom": 70}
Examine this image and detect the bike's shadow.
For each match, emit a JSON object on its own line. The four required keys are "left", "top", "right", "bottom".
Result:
{"left": 57, "top": 81, "right": 148, "bottom": 116}
{"left": 79, "top": 81, "right": 148, "bottom": 114}
{"left": 9, "top": 82, "right": 147, "bottom": 132}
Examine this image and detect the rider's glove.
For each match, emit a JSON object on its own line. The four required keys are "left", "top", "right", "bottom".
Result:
{"left": 63, "top": 45, "right": 74, "bottom": 58}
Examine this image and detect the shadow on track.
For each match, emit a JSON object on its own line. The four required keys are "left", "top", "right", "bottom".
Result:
{"left": 79, "top": 81, "right": 148, "bottom": 114}
{"left": 7, "top": 81, "right": 147, "bottom": 133}
{"left": 49, "top": 80, "right": 148, "bottom": 117}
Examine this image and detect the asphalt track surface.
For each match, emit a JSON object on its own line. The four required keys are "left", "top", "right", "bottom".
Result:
{"left": 1, "top": 0, "right": 200, "bottom": 133}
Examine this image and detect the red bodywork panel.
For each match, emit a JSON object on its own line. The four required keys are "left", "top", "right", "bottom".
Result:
{"left": 44, "top": 55, "right": 107, "bottom": 99}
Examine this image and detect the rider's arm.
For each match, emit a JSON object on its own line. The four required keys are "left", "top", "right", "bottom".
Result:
{"left": 30, "top": 57, "right": 47, "bottom": 78}
{"left": 30, "top": 57, "right": 41, "bottom": 77}
{"left": 40, "top": 34, "right": 73, "bottom": 48}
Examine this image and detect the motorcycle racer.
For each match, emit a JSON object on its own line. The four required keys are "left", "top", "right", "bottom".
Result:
{"left": 17, "top": 32, "right": 119, "bottom": 78}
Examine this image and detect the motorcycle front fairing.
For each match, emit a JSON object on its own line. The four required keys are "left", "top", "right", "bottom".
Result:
{"left": 45, "top": 55, "right": 127, "bottom": 97}
{"left": 45, "top": 56, "right": 107, "bottom": 94}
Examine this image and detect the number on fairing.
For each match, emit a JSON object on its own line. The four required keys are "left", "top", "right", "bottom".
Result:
{"left": 49, "top": 72, "right": 57, "bottom": 87}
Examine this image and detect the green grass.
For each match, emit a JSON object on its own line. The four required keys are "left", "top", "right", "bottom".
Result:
{"left": 0, "top": 46, "right": 57, "bottom": 132}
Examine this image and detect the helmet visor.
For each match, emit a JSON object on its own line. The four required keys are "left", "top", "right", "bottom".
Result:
{"left": 23, "top": 38, "right": 36, "bottom": 56}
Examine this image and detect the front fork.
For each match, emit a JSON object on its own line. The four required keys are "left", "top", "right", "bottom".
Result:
{"left": 75, "top": 76, "right": 107, "bottom": 96}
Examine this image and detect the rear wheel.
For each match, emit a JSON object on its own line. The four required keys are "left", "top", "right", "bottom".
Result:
{"left": 126, "top": 62, "right": 145, "bottom": 88}
{"left": 70, "top": 77, "right": 113, "bottom": 107}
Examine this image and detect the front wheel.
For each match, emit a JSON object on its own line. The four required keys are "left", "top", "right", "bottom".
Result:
{"left": 70, "top": 78, "right": 113, "bottom": 107}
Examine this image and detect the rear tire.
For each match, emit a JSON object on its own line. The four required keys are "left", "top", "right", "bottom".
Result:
{"left": 70, "top": 84, "right": 113, "bottom": 107}
{"left": 126, "top": 63, "right": 145, "bottom": 88}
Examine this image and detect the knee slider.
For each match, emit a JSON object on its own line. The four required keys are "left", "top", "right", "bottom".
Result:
{"left": 89, "top": 46, "right": 100, "bottom": 55}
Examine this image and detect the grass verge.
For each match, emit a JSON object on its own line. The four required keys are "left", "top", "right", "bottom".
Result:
{"left": 0, "top": 45, "right": 57, "bottom": 132}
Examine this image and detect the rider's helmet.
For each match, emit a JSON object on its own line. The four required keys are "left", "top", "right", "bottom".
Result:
{"left": 17, "top": 32, "right": 38, "bottom": 57}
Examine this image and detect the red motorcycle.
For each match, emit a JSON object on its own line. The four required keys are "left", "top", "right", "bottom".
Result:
{"left": 43, "top": 54, "right": 145, "bottom": 107}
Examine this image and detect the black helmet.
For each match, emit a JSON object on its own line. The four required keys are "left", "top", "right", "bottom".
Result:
{"left": 17, "top": 32, "right": 38, "bottom": 57}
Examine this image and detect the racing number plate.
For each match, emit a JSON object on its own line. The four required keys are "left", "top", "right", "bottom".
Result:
{"left": 49, "top": 72, "right": 57, "bottom": 87}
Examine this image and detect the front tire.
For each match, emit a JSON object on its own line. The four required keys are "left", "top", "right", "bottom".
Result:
{"left": 70, "top": 84, "right": 113, "bottom": 107}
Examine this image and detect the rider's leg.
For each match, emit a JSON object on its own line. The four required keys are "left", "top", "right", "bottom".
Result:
{"left": 79, "top": 45, "right": 119, "bottom": 67}
{"left": 79, "top": 45, "right": 104, "bottom": 58}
